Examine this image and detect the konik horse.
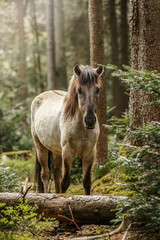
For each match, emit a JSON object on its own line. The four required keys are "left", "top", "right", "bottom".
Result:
{"left": 31, "top": 64, "right": 104, "bottom": 195}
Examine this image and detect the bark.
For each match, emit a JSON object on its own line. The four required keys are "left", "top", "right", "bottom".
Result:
{"left": 119, "top": 0, "right": 129, "bottom": 114}
{"left": 0, "top": 193, "right": 126, "bottom": 225}
{"left": 108, "top": 0, "right": 121, "bottom": 117}
{"left": 32, "top": 1, "right": 42, "bottom": 78}
{"left": 54, "top": 0, "right": 67, "bottom": 89}
{"left": 45, "top": 0, "right": 56, "bottom": 90}
{"left": 120, "top": 0, "right": 129, "bottom": 66}
{"left": 88, "top": 0, "right": 108, "bottom": 165}
{"left": 129, "top": 0, "right": 160, "bottom": 126}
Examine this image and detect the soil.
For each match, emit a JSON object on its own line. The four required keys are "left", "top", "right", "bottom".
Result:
{"left": 42, "top": 223, "right": 131, "bottom": 240}
{"left": 41, "top": 223, "right": 160, "bottom": 240}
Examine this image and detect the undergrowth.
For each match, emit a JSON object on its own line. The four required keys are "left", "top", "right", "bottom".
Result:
{"left": 0, "top": 199, "right": 57, "bottom": 240}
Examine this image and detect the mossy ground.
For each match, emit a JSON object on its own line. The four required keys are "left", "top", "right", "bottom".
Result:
{"left": 63, "top": 173, "right": 130, "bottom": 196}
{"left": 91, "top": 173, "right": 130, "bottom": 196}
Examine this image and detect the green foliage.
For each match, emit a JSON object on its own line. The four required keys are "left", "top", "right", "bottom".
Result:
{"left": 94, "top": 164, "right": 110, "bottom": 180}
{"left": 106, "top": 66, "right": 160, "bottom": 232}
{"left": 0, "top": 156, "right": 34, "bottom": 192}
{"left": 0, "top": 162, "right": 20, "bottom": 192}
{"left": 1, "top": 158, "right": 34, "bottom": 182}
{"left": 94, "top": 112, "right": 130, "bottom": 180}
{"left": 107, "top": 64, "right": 160, "bottom": 100}
{"left": 117, "top": 121, "right": 160, "bottom": 229}
{"left": 0, "top": 89, "right": 33, "bottom": 152}
{"left": 0, "top": 199, "right": 56, "bottom": 239}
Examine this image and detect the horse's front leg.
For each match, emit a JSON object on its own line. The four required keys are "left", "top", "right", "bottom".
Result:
{"left": 61, "top": 148, "right": 73, "bottom": 193}
{"left": 53, "top": 155, "right": 62, "bottom": 193}
{"left": 83, "top": 151, "right": 95, "bottom": 195}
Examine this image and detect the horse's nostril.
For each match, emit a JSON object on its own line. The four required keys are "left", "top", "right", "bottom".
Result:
{"left": 84, "top": 116, "right": 96, "bottom": 126}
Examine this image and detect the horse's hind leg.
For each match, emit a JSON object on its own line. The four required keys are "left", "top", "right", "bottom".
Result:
{"left": 35, "top": 137, "right": 50, "bottom": 193}
{"left": 35, "top": 151, "right": 44, "bottom": 192}
{"left": 53, "top": 155, "right": 62, "bottom": 193}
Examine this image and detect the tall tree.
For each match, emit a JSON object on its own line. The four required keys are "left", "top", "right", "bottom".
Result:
{"left": 88, "top": 0, "right": 108, "bottom": 165}
{"left": 119, "top": 0, "right": 129, "bottom": 114}
{"left": 32, "top": 0, "right": 42, "bottom": 79}
{"left": 54, "top": 0, "right": 67, "bottom": 89}
{"left": 45, "top": 0, "right": 56, "bottom": 90}
{"left": 120, "top": 0, "right": 129, "bottom": 66}
{"left": 129, "top": 0, "right": 160, "bottom": 126}
{"left": 108, "top": 0, "right": 120, "bottom": 117}
{"left": 109, "top": 0, "right": 129, "bottom": 117}
{"left": 17, "top": 0, "right": 27, "bottom": 97}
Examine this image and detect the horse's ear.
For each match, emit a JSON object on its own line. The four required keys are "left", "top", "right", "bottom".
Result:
{"left": 73, "top": 64, "right": 81, "bottom": 77}
{"left": 96, "top": 65, "right": 104, "bottom": 77}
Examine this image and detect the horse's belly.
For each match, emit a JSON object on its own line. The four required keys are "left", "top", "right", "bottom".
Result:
{"left": 37, "top": 124, "right": 62, "bottom": 155}
{"left": 34, "top": 103, "right": 62, "bottom": 155}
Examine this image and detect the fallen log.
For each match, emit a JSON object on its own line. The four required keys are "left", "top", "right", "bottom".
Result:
{"left": 0, "top": 193, "right": 126, "bottom": 225}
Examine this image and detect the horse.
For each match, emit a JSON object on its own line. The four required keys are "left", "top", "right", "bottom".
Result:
{"left": 31, "top": 64, "right": 104, "bottom": 195}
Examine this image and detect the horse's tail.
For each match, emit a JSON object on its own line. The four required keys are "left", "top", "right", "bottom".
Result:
{"left": 34, "top": 148, "right": 53, "bottom": 193}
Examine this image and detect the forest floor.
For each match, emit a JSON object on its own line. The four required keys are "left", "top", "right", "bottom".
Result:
{"left": 41, "top": 223, "right": 130, "bottom": 240}
{"left": 41, "top": 223, "right": 159, "bottom": 240}
{"left": 1, "top": 156, "right": 159, "bottom": 240}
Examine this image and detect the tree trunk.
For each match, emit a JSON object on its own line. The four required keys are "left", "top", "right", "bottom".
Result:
{"left": 129, "top": 0, "right": 160, "bottom": 126}
{"left": 17, "top": 0, "right": 27, "bottom": 97}
{"left": 45, "top": 0, "right": 56, "bottom": 90}
{"left": 108, "top": 0, "right": 121, "bottom": 117}
{"left": 31, "top": 0, "right": 45, "bottom": 92}
{"left": 54, "top": 0, "right": 67, "bottom": 89}
{"left": 0, "top": 193, "right": 125, "bottom": 225}
{"left": 120, "top": 0, "right": 129, "bottom": 66}
{"left": 88, "top": 0, "right": 108, "bottom": 165}
{"left": 119, "top": 0, "right": 129, "bottom": 114}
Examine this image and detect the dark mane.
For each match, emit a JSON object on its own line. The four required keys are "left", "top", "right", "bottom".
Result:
{"left": 64, "top": 66, "right": 101, "bottom": 119}
{"left": 79, "top": 67, "right": 98, "bottom": 85}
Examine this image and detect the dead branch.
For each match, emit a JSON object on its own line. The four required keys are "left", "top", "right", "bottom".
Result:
{"left": 121, "top": 223, "right": 132, "bottom": 240}
{"left": 69, "top": 218, "right": 126, "bottom": 240}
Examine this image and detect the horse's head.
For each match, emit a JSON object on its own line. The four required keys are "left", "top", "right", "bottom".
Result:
{"left": 74, "top": 64, "right": 104, "bottom": 129}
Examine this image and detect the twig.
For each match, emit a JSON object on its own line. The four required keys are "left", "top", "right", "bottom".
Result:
{"left": 57, "top": 209, "right": 81, "bottom": 232}
{"left": 68, "top": 204, "right": 81, "bottom": 232}
{"left": 69, "top": 218, "right": 126, "bottom": 240}
{"left": 58, "top": 214, "right": 75, "bottom": 223}
{"left": 121, "top": 223, "right": 132, "bottom": 240}
{"left": 21, "top": 185, "right": 32, "bottom": 203}
{"left": 23, "top": 178, "right": 29, "bottom": 193}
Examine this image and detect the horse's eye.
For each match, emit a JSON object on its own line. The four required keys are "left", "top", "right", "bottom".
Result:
{"left": 78, "top": 87, "right": 82, "bottom": 94}
{"left": 96, "top": 87, "right": 100, "bottom": 94}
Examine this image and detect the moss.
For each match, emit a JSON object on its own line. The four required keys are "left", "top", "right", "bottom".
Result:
{"left": 119, "top": 143, "right": 138, "bottom": 158}
{"left": 0, "top": 231, "right": 41, "bottom": 240}
{"left": 67, "top": 185, "right": 83, "bottom": 195}
{"left": 55, "top": 173, "right": 131, "bottom": 196}
{"left": 92, "top": 173, "right": 131, "bottom": 196}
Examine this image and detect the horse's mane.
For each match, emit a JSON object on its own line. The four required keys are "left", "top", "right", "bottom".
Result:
{"left": 64, "top": 66, "right": 101, "bottom": 119}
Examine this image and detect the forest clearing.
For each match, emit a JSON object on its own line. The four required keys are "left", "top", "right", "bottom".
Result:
{"left": 0, "top": 0, "right": 160, "bottom": 239}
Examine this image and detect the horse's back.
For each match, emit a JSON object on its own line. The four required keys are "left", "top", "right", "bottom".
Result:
{"left": 31, "top": 90, "right": 67, "bottom": 154}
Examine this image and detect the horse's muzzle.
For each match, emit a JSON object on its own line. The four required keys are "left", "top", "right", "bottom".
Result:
{"left": 84, "top": 115, "right": 96, "bottom": 129}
